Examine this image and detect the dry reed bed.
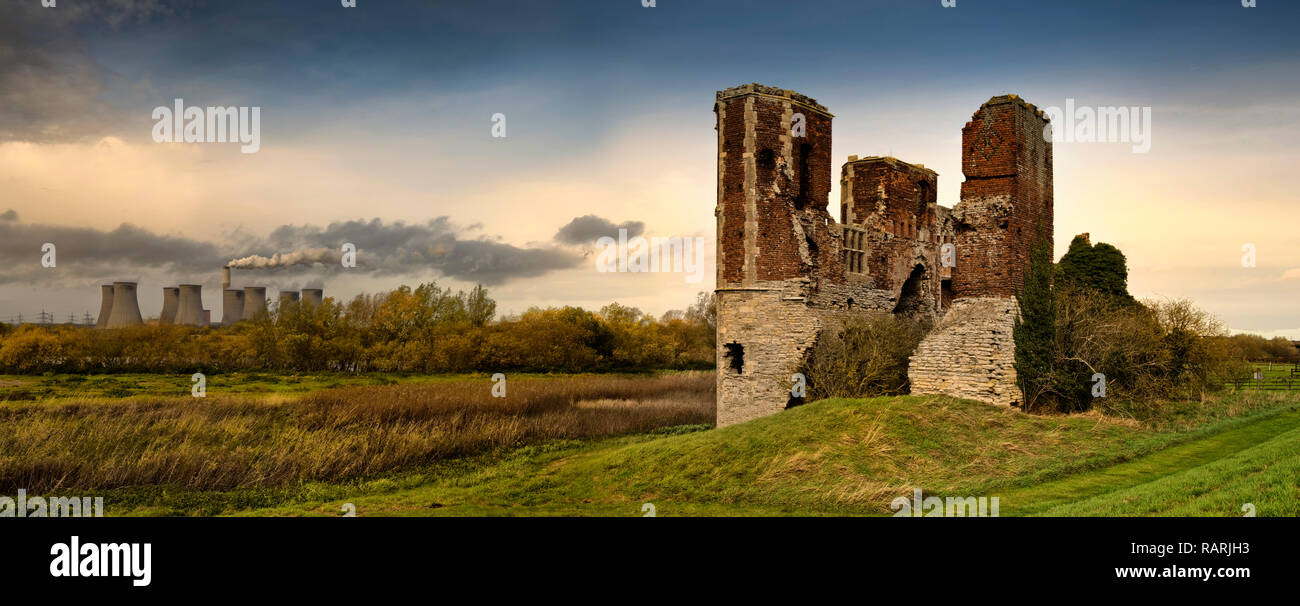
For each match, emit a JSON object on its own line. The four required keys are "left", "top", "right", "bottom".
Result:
{"left": 0, "top": 373, "right": 714, "bottom": 492}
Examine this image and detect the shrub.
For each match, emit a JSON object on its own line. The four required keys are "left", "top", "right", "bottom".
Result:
{"left": 1014, "top": 235, "right": 1061, "bottom": 412}
{"left": 799, "top": 315, "right": 931, "bottom": 400}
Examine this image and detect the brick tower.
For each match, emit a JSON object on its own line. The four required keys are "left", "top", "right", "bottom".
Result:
{"left": 713, "top": 84, "right": 836, "bottom": 427}
{"left": 908, "top": 95, "right": 1053, "bottom": 407}
{"left": 953, "top": 95, "right": 1054, "bottom": 298}
{"left": 715, "top": 84, "right": 836, "bottom": 288}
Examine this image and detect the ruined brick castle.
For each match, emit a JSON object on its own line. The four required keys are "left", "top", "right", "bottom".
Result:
{"left": 714, "top": 83, "right": 1052, "bottom": 427}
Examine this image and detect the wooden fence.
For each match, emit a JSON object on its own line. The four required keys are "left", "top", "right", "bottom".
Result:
{"left": 1230, "top": 377, "right": 1300, "bottom": 391}
{"left": 1232, "top": 362, "right": 1300, "bottom": 390}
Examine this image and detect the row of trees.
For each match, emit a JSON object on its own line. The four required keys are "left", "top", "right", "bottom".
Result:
{"left": 0, "top": 284, "right": 718, "bottom": 374}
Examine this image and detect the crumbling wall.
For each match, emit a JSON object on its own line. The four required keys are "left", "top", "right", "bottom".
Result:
{"left": 840, "top": 156, "right": 949, "bottom": 318}
{"left": 715, "top": 288, "right": 824, "bottom": 426}
{"left": 909, "top": 95, "right": 1053, "bottom": 406}
{"left": 716, "top": 84, "right": 836, "bottom": 287}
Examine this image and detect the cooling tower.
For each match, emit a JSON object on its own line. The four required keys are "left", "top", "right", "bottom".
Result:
{"left": 241, "top": 286, "right": 268, "bottom": 320}
{"left": 279, "top": 291, "right": 300, "bottom": 309}
{"left": 301, "top": 288, "right": 323, "bottom": 307}
{"left": 105, "top": 282, "right": 144, "bottom": 328}
{"left": 222, "top": 266, "right": 232, "bottom": 290}
{"left": 222, "top": 289, "right": 245, "bottom": 326}
{"left": 95, "top": 284, "right": 114, "bottom": 329}
{"left": 176, "top": 284, "right": 206, "bottom": 326}
{"left": 159, "top": 287, "right": 180, "bottom": 325}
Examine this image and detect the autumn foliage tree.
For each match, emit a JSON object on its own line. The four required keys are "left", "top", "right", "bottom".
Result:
{"left": 0, "top": 284, "right": 716, "bottom": 375}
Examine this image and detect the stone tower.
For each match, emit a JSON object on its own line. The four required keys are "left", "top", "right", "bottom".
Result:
{"left": 908, "top": 95, "right": 1053, "bottom": 407}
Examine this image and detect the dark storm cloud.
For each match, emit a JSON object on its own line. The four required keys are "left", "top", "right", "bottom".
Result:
{"left": 233, "top": 217, "right": 586, "bottom": 285}
{"left": 0, "top": 214, "right": 225, "bottom": 285}
{"left": 0, "top": 1, "right": 180, "bottom": 143}
{"left": 554, "top": 215, "right": 645, "bottom": 246}
{"left": 0, "top": 211, "right": 586, "bottom": 287}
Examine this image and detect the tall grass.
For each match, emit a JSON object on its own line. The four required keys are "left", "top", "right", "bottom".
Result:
{"left": 0, "top": 373, "right": 714, "bottom": 493}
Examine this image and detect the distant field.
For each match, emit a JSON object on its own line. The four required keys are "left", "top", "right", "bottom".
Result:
{"left": 1246, "top": 361, "right": 1297, "bottom": 380}
{"left": 0, "top": 371, "right": 680, "bottom": 401}
{"left": 1227, "top": 362, "right": 1300, "bottom": 391}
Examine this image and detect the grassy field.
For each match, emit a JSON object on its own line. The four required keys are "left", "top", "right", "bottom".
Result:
{"left": 0, "top": 371, "right": 645, "bottom": 401}
{"left": 2, "top": 370, "right": 1296, "bottom": 517}
{"left": 229, "top": 390, "right": 1295, "bottom": 517}
{"left": 1248, "top": 361, "right": 1298, "bottom": 380}
{"left": 0, "top": 372, "right": 712, "bottom": 496}
{"left": 1030, "top": 418, "right": 1300, "bottom": 516}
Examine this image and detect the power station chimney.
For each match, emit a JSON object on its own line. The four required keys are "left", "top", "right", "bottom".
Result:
{"left": 95, "top": 284, "right": 114, "bottom": 329}
{"left": 241, "top": 286, "right": 268, "bottom": 321}
{"left": 222, "top": 289, "right": 245, "bottom": 326}
{"left": 222, "top": 266, "right": 232, "bottom": 290}
{"left": 279, "top": 291, "right": 300, "bottom": 310}
{"left": 159, "top": 287, "right": 180, "bottom": 325}
{"left": 176, "top": 284, "right": 206, "bottom": 326}
{"left": 105, "top": 281, "right": 144, "bottom": 328}
{"left": 301, "top": 288, "right": 323, "bottom": 307}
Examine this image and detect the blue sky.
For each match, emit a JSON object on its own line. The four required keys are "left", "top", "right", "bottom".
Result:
{"left": 2, "top": 0, "right": 1297, "bottom": 335}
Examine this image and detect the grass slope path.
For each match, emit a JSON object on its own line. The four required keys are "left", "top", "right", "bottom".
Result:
{"left": 1032, "top": 414, "right": 1300, "bottom": 516}
{"left": 251, "top": 393, "right": 1299, "bottom": 517}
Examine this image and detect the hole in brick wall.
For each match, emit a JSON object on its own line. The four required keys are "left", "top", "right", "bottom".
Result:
{"left": 724, "top": 343, "right": 744, "bottom": 374}
{"left": 846, "top": 297, "right": 855, "bottom": 310}
{"left": 757, "top": 148, "right": 775, "bottom": 172}
{"left": 795, "top": 143, "right": 812, "bottom": 210}
{"left": 893, "top": 264, "right": 928, "bottom": 315}
{"left": 916, "top": 180, "right": 930, "bottom": 216}
{"left": 941, "top": 279, "right": 954, "bottom": 308}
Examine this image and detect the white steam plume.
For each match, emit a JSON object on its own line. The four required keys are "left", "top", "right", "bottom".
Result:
{"left": 227, "top": 247, "right": 336, "bottom": 269}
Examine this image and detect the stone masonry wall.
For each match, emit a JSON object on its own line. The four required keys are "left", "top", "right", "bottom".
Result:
{"left": 715, "top": 287, "right": 824, "bottom": 427}
{"left": 907, "top": 297, "right": 1020, "bottom": 407}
